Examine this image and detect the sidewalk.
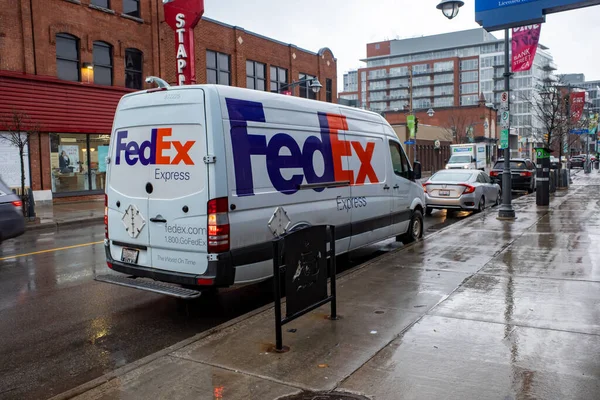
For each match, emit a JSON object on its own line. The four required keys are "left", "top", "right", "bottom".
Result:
{"left": 26, "top": 200, "right": 104, "bottom": 231}
{"left": 55, "top": 173, "right": 600, "bottom": 400}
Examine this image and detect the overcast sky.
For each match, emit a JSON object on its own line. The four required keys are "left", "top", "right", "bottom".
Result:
{"left": 203, "top": 0, "right": 600, "bottom": 90}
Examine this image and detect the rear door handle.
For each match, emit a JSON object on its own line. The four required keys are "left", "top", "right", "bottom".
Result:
{"left": 383, "top": 185, "right": 390, "bottom": 190}
{"left": 393, "top": 184, "right": 400, "bottom": 189}
{"left": 150, "top": 217, "right": 167, "bottom": 223}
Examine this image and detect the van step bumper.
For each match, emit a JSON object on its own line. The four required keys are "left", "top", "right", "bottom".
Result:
{"left": 95, "top": 274, "right": 202, "bottom": 299}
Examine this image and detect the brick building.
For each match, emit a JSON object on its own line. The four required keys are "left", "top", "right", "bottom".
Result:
{"left": 0, "top": 0, "right": 337, "bottom": 201}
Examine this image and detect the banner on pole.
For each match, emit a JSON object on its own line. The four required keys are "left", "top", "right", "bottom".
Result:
{"left": 500, "top": 129, "right": 509, "bottom": 149}
{"left": 407, "top": 115, "right": 415, "bottom": 139}
{"left": 511, "top": 24, "right": 541, "bottom": 73}
{"left": 570, "top": 92, "right": 586, "bottom": 123}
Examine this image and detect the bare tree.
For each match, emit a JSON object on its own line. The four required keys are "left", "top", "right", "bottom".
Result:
{"left": 0, "top": 110, "right": 41, "bottom": 216}
{"left": 441, "top": 109, "right": 480, "bottom": 144}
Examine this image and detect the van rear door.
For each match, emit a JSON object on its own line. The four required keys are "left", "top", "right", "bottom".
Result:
{"left": 108, "top": 88, "right": 209, "bottom": 276}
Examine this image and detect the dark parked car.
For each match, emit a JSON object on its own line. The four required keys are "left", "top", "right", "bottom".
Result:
{"left": 0, "top": 179, "right": 25, "bottom": 243}
{"left": 569, "top": 156, "right": 585, "bottom": 169}
{"left": 489, "top": 158, "right": 537, "bottom": 193}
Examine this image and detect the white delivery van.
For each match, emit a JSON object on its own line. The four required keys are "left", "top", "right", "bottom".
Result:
{"left": 446, "top": 143, "right": 487, "bottom": 170}
{"left": 97, "top": 83, "right": 426, "bottom": 298}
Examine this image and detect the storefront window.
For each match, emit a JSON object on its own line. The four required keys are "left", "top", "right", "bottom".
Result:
{"left": 50, "top": 133, "right": 110, "bottom": 195}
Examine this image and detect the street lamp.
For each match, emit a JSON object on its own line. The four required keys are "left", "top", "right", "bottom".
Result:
{"left": 436, "top": 0, "right": 515, "bottom": 219}
{"left": 277, "top": 78, "right": 322, "bottom": 95}
{"left": 436, "top": 0, "right": 464, "bottom": 20}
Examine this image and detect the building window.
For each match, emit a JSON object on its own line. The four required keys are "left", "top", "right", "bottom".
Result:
{"left": 122, "top": 0, "right": 140, "bottom": 18}
{"left": 434, "top": 61, "right": 454, "bottom": 72}
{"left": 461, "top": 94, "right": 479, "bottom": 106}
{"left": 460, "top": 83, "right": 478, "bottom": 94}
{"left": 125, "top": 48, "right": 143, "bottom": 89}
{"left": 246, "top": 60, "right": 266, "bottom": 91}
{"left": 299, "top": 73, "right": 317, "bottom": 100}
{"left": 326, "top": 79, "right": 333, "bottom": 103}
{"left": 270, "top": 66, "right": 288, "bottom": 93}
{"left": 206, "top": 50, "right": 231, "bottom": 86}
{"left": 460, "top": 59, "right": 479, "bottom": 71}
{"left": 56, "top": 33, "right": 80, "bottom": 82}
{"left": 91, "top": 0, "right": 110, "bottom": 8}
{"left": 460, "top": 71, "right": 478, "bottom": 82}
{"left": 50, "top": 133, "right": 110, "bottom": 194}
{"left": 93, "top": 41, "right": 113, "bottom": 86}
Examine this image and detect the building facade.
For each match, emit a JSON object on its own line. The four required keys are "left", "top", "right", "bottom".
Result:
{"left": 340, "top": 28, "right": 557, "bottom": 157}
{"left": 0, "top": 0, "right": 337, "bottom": 201}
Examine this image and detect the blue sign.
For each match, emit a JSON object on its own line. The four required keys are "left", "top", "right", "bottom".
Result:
{"left": 570, "top": 129, "right": 590, "bottom": 135}
{"left": 476, "top": 0, "right": 600, "bottom": 31}
{"left": 97, "top": 145, "right": 109, "bottom": 172}
{"left": 404, "top": 140, "right": 415, "bottom": 145}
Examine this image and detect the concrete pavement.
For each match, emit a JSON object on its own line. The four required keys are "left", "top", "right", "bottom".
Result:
{"left": 26, "top": 200, "right": 104, "bottom": 231}
{"left": 54, "top": 172, "right": 600, "bottom": 400}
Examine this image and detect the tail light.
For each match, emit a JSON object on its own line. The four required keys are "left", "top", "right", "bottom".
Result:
{"left": 461, "top": 184, "right": 476, "bottom": 194}
{"left": 104, "top": 194, "right": 109, "bottom": 239}
{"left": 422, "top": 183, "right": 430, "bottom": 193}
{"left": 208, "top": 197, "right": 230, "bottom": 253}
{"left": 12, "top": 200, "right": 23, "bottom": 208}
{"left": 490, "top": 171, "right": 499, "bottom": 177}
{"left": 520, "top": 171, "right": 532, "bottom": 177}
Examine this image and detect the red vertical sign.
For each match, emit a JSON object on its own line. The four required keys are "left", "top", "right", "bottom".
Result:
{"left": 570, "top": 92, "right": 586, "bottom": 123}
{"left": 511, "top": 24, "right": 541, "bottom": 73}
{"left": 163, "top": 0, "right": 205, "bottom": 85}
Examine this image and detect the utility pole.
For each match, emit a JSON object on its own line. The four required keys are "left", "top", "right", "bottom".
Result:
{"left": 498, "top": 28, "right": 516, "bottom": 219}
{"left": 409, "top": 68, "right": 417, "bottom": 163}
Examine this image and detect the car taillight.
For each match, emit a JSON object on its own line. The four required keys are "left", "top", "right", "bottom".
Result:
{"left": 490, "top": 171, "right": 499, "bottom": 177}
{"left": 520, "top": 171, "right": 532, "bottom": 177}
{"left": 104, "top": 194, "right": 109, "bottom": 239}
{"left": 12, "top": 200, "right": 23, "bottom": 208}
{"left": 461, "top": 184, "right": 476, "bottom": 194}
{"left": 422, "top": 183, "right": 430, "bottom": 193}
{"left": 208, "top": 197, "right": 230, "bottom": 253}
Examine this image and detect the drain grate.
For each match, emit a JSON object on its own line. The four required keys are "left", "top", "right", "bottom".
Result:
{"left": 278, "top": 391, "right": 370, "bottom": 400}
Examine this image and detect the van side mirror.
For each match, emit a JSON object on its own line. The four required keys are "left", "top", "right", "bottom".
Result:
{"left": 413, "top": 162, "right": 422, "bottom": 180}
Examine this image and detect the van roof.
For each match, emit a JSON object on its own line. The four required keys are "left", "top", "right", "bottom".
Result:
{"left": 121, "top": 84, "right": 392, "bottom": 135}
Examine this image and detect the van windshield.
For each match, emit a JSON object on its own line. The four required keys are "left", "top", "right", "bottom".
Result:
{"left": 448, "top": 155, "right": 472, "bottom": 164}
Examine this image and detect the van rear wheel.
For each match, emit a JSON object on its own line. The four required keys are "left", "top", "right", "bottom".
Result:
{"left": 398, "top": 209, "right": 423, "bottom": 244}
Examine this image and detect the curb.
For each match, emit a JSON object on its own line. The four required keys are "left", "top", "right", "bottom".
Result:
{"left": 25, "top": 216, "right": 104, "bottom": 232}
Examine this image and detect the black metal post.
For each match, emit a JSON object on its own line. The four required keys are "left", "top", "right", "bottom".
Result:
{"left": 498, "top": 28, "right": 516, "bottom": 219}
{"left": 272, "top": 240, "right": 283, "bottom": 351}
{"left": 329, "top": 226, "right": 337, "bottom": 320}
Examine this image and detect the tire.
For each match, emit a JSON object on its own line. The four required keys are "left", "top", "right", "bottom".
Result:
{"left": 476, "top": 196, "right": 485, "bottom": 213}
{"left": 527, "top": 179, "right": 535, "bottom": 194}
{"left": 425, "top": 207, "right": 433, "bottom": 216}
{"left": 398, "top": 209, "right": 423, "bottom": 244}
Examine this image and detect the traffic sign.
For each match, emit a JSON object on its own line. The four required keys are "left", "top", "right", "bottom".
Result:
{"left": 404, "top": 140, "right": 415, "bottom": 145}
{"left": 501, "top": 110, "right": 510, "bottom": 128}
{"left": 570, "top": 129, "right": 589, "bottom": 135}
{"left": 500, "top": 129, "right": 509, "bottom": 149}
{"left": 501, "top": 91, "right": 508, "bottom": 109}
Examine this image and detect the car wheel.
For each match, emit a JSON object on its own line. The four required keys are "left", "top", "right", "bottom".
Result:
{"left": 398, "top": 209, "right": 423, "bottom": 244}
{"left": 425, "top": 207, "right": 433, "bottom": 216}
{"left": 528, "top": 179, "right": 535, "bottom": 194}
{"left": 476, "top": 196, "right": 485, "bottom": 213}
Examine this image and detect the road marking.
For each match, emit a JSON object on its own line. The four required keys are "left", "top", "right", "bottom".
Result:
{"left": 0, "top": 241, "right": 103, "bottom": 261}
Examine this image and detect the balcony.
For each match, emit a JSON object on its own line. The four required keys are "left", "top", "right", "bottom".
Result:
{"left": 412, "top": 69, "right": 433, "bottom": 76}
{"left": 412, "top": 92, "right": 433, "bottom": 99}
{"left": 368, "top": 71, "right": 410, "bottom": 81}
{"left": 433, "top": 92, "right": 454, "bottom": 97}
{"left": 384, "top": 94, "right": 409, "bottom": 101}
{"left": 433, "top": 68, "right": 455, "bottom": 74}
{"left": 542, "top": 62, "right": 557, "bottom": 71}
{"left": 412, "top": 79, "right": 433, "bottom": 87}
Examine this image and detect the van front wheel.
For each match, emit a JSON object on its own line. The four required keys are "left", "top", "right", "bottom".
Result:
{"left": 397, "top": 210, "right": 424, "bottom": 244}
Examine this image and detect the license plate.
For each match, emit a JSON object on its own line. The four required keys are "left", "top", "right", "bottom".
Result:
{"left": 121, "top": 248, "right": 139, "bottom": 264}
{"left": 439, "top": 190, "right": 450, "bottom": 196}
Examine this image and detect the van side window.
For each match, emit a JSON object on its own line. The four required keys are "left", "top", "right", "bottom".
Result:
{"left": 389, "top": 141, "right": 410, "bottom": 180}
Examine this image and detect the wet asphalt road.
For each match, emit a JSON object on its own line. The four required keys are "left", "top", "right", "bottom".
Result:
{"left": 0, "top": 208, "right": 486, "bottom": 400}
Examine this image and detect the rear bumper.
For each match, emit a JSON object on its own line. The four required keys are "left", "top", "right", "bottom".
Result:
{"left": 425, "top": 193, "right": 478, "bottom": 210}
{"left": 105, "top": 242, "right": 236, "bottom": 287}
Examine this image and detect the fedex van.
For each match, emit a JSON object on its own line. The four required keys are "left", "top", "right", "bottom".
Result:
{"left": 97, "top": 83, "right": 425, "bottom": 298}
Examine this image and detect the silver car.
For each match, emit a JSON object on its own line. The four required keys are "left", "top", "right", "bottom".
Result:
{"left": 423, "top": 170, "right": 501, "bottom": 215}
{"left": 0, "top": 178, "right": 25, "bottom": 243}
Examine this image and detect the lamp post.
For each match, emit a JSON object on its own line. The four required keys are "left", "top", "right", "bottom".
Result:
{"left": 277, "top": 78, "right": 323, "bottom": 96}
{"left": 437, "top": 0, "right": 515, "bottom": 219}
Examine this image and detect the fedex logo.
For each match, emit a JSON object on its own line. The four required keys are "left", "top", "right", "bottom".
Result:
{"left": 226, "top": 98, "right": 379, "bottom": 196}
{"left": 115, "top": 128, "right": 196, "bottom": 166}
